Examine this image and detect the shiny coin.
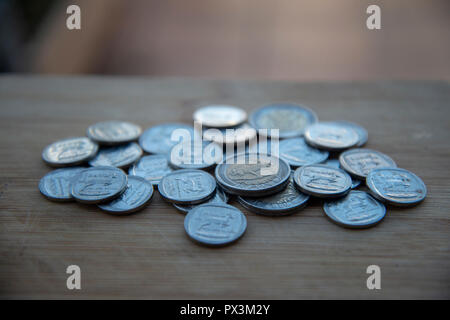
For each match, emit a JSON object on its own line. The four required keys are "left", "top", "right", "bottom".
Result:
{"left": 169, "top": 140, "right": 218, "bottom": 170}
{"left": 128, "top": 155, "right": 173, "bottom": 186}
{"left": 323, "top": 190, "right": 386, "bottom": 228}
{"left": 139, "top": 123, "right": 194, "bottom": 154}
{"left": 332, "top": 121, "right": 368, "bottom": 147}
{"left": 339, "top": 148, "right": 397, "bottom": 179}
{"left": 89, "top": 142, "right": 142, "bottom": 169}
{"left": 158, "top": 169, "right": 216, "bottom": 204}
{"left": 323, "top": 159, "right": 361, "bottom": 189}
{"left": 366, "top": 167, "right": 427, "bottom": 207}
{"left": 202, "top": 123, "right": 257, "bottom": 145}
{"left": 38, "top": 167, "right": 86, "bottom": 202}
{"left": 98, "top": 176, "right": 153, "bottom": 214}
{"left": 71, "top": 166, "right": 128, "bottom": 204}
{"left": 279, "top": 137, "right": 329, "bottom": 168}
{"left": 184, "top": 203, "right": 247, "bottom": 247}
{"left": 304, "top": 122, "right": 359, "bottom": 151}
{"left": 173, "top": 186, "right": 229, "bottom": 214}
{"left": 293, "top": 164, "right": 352, "bottom": 198}
{"left": 87, "top": 121, "right": 141, "bottom": 145}
{"left": 42, "top": 137, "right": 98, "bottom": 167}
{"left": 193, "top": 105, "right": 247, "bottom": 128}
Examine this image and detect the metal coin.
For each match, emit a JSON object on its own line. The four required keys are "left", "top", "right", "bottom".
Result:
{"left": 87, "top": 121, "right": 142, "bottom": 145}
{"left": 215, "top": 153, "right": 291, "bottom": 197}
{"left": 304, "top": 122, "right": 359, "bottom": 151}
{"left": 366, "top": 167, "right": 427, "bottom": 207}
{"left": 323, "top": 190, "right": 386, "bottom": 228}
{"left": 38, "top": 167, "right": 86, "bottom": 202}
{"left": 323, "top": 159, "right": 361, "bottom": 189}
{"left": 98, "top": 176, "right": 154, "bottom": 215}
{"left": 279, "top": 137, "right": 329, "bottom": 168}
{"left": 158, "top": 169, "right": 216, "bottom": 204}
{"left": 293, "top": 164, "right": 352, "bottom": 198}
{"left": 128, "top": 155, "right": 173, "bottom": 186}
{"left": 88, "top": 142, "right": 142, "bottom": 169}
{"left": 332, "top": 121, "right": 368, "bottom": 147}
{"left": 139, "top": 123, "right": 194, "bottom": 154}
{"left": 202, "top": 123, "right": 257, "bottom": 145}
{"left": 169, "top": 140, "right": 218, "bottom": 170}
{"left": 249, "top": 103, "right": 317, "bottom": 139}
{"left": 173, "top": 186, "right": 229, "bottom": 214}
{"left": 42, "top": 137, "right": 98, "bottom": 167}
{"left": 339, "top": 148, "right": 397, "bottom": 179}
{"left": 71, "top": 166, "right": 128, "bottom": 204}
{"left": 193, "top": 105, "right": 247, "bottom": 128}
{"left": 184, "top": 203, "right": 247, "bottom": 247}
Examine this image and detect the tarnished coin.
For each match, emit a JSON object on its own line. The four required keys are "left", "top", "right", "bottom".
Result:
{"left": 139, "top": 123, "right": 194, "bottom": 154}
{"left": 304, "top": 122, "right": 359, "bottom": 151}
{"left": 88, "top": 142, "right": 143, "bottom": 169}
{"left": 128, "top": 155, "right": 173, "bottom": 186}
{"left": 339, "top": 148, "right": 397, "bottom": 179}
{"left": 184, "top": 203, "right": 247, "bottom": 246}
{"left": 158, "top": 169, "right": 216, "bottom": 204}
{"left": 193, "top": 105, "right": 247, "bottom": 128}
{"left": 98, "top": 176, "right": 153, "bottom": 215}
{"left": 42, "top": 137, "right": 98, "bottom": 167}
{"left": 71, "top": 166, "right": 128, "bottom": 204}
{"left": 323, "top": 190, "right": 386, "bottom": 228}
{"left": 293, "top": 164, "right": 352, "bottom": 198}
{"left": 366, "top": 167, "right": 427, "bottom": 207}
{"left": 202, "top": 123, "right": 257, "bottom": 145}
{"left": 323, "top": 159, "right": 361, "bottom": 189}
{"left": 215, "top": 153, "right": 291, "bottom": 197}
{"left": 332, "top": 121, "right": 368, "bottom": 147}
{"left": 249, "top": 103, "right": 317, "bottom": 139}
{"left": 173, "top": 186, "right": 229, "bottom": 214}
{"left": 279, "top": 137, "right": 329, "bottom": 168}
{"left": 38, "top": 167, "right": 86, "bottom": 202}
{"left": 87, "top": 121, "right": 142, "bottom": 145}
{"left": 169, "top": 140, "right": 218, "bottom": 170}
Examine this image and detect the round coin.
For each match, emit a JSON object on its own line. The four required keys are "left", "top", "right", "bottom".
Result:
{"left": 139, "top": 123, "right": 194, "bottom": 154}
{"left": 304, "top": 122, "right": 359, "bottom": 151}
{"left": 323, "top": 190, "right": 386, "bottom": 228}
{"left": 173, "top": 186, "right": 229, "bottom": 214}
{"left": 332, "top": 121, "right": 368, "bottom": 147}
{"left": 42, "top": 137, "right": 98, "bottom": 167}
{"left": 38, "top": 167, "right": 86, "bottom": 202}
{"left": 279, "top": 137, "right": 329, "bottom": 168}
{"left": 128, "top": 155, "right": 173, "bottom": 186}
{"left": 87, "top": 121, "right": 142, "bottom": 145}
{"left": 193, "top": 105, "right": 247, "bottom": 128}
{"left": 184, "top": 203, "right": 247, "bottom": 247}
{"left": 323, "top": 159, "right": 361, "bottom": 189}
{"left": 202, "top": 123, "right": 257, "bottom": 146}
{"left": 339, "top": 148, "right": 397, "bottom": 179}
{"left": 88, "top": 142, "right": 143, "bottom": 169}
{"left": 169, "top": 140, "right": 218, "bottom": 170}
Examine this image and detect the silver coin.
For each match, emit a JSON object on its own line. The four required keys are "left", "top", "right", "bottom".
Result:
{"left": 304, "top": 122, "right": 359, "bottom": 151}
{"left": 184, "top": 203, "right": 247, "bottom": 246}
{"left": 169, "top": 140, "right": 218, "bottom": 170}
{"left": 193, "top": 105, "right": 247, "bottom": 128}
{"left": 42, "top": 137, "right": 98, "bottom": 167}
{"left": 332, "top": 121, "right": 368, "bottom": 147}
{"left": 38, "top": 167, "right": 86, "bottom": 202}
{"left": 215, "top": 153, "right": 291, "bottom": 197}
{"left": 293, "top": 164, "right": 352, "bottom": 198}
{"left": 139, "top": 123, "right": 194, "bottom": 154}
{"left": 366, "top": 167, "right": 427, "bottom": 207}
{"left": 323, "top": 159, "right": 361, "bottom": 189}
{"left": 173, "top": 186, "right": 229, "bottom": 214}
{"left": 158, "top": 169, "right": 216, "bottom": 204}
{"left": 249, "top": 103, "right": 318, "bottom": 139}
{"left": 202, "top": 123, "right": 257, "bottom": 145}
{"left": 339, "top": 148, "right": 397, "bottom": 179}
{"left": 323, "top": 190, "right": 386, "bottom": 228}
{"left": 128, "top": 155, "right": 173, "bottom": 186}
{"left": 87, "top": 121, "right": 142, "bottom": 145}
{"left": 98, "top": 176, "right": 153, "bottom": 215}
{"left": 279, "top": 137, "right": 329, "bottom": 168}
{"left": 88, "top": 142, "right": 142, "bottom": 169}
{"left": 71, "top": 166, "right": 128, "bottom": 204}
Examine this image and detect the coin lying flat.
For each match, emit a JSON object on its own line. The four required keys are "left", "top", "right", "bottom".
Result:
{"left": 366, "top": 167, "right": 427, "bottom": 207}
{"left": 98, "top": 176, "right": 153, "bottom": 214}
{"left": 128, "top": 155, "right": 173, "bottom": 186}
{"left": 323, "top": 159, "right": 361, "bottom": 189}
{"left": 332, "top": 121, "right": 368, "bottom": 147}
{"left": 193, "top": 105, "right": 247, "bottom": 128}
{"left": 249, "top": 103, "right": 317, "bottom": 139}
{"left": 184, "top": 203, "right": 247, "bottom": 247}
{"left": 39, "top": 167, "right": 86, "bottom": 202}
{"left": 139, "top": 123, "right": 194, "bottom": 154}
{"left": 215, "top": 153, "right": 291, "bottom": 197}
{"left": 71, "top": 166, "right": 128, "bottom": 204}
{"left": 323, "top": 190, "right": 386, "bottom": 228}
{"left": 304, "top": 122, "right": 359, "bottom": 151}
{"left": 87, "top": 121, "right": 142, "bottom": 145}
{"left": 42, "top": 137, "right": 98, "bottom": 167}
{"left": 158, "top": 169, "right": 216, "bottom": 204}
{"left": 88, "top": 142, "right": 143, "bottom": 169}
{"left": 202, "top": 123, "right": 257, "bottom": 146}
{"left": 293, "top": 164, "right": 352, "bottom": 198}
{"left": 339, "top": 148, "right": 397, "bottom": 180}
{"left": 279, "top": 137, "right": 329, "bottom": 168}
{"left": 173, "top": 186, "right": 229, "bottom": 214}
{"left": 169, "top": 140, "right": 218, "bottom": 170}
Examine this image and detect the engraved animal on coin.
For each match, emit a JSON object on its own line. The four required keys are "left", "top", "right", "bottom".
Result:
{"left": 339, "top": 148, "right": 397, "bottom": 179}
{"left": 42, "top": 137, "right": 98, "bottom": 167}
{"left": 279, "top": 137, "right": 329, "bottom": 168}
{"left": 323, "top": 159, "right": 361, "bottom": 189}
{"left": 128, "top": 155, "right": 173, "bottom": 186}
{"left": 87, "top": 121, "right": 142, "bottom": 145}
{"left": 39, "top": 167, "right": 86, "bottom": 201}
{"left": 173, "top": 186, "right": 229, "bottom": 214}
{"left": 304, "top": 122, "right": 359, "bottom": 151}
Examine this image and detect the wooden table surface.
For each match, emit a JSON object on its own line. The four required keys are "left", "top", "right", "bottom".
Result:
{"left": 0, "top": 75, "right": 449, "bottom": 299}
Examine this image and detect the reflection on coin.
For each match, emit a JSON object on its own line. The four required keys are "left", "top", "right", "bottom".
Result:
{"left": 193, "top": 105, "right": 247, "bottom": 128}
{"left": 249, "top": 103, "right": 317, "bottom": 139}
{"left": 98, "top": 176, "right": 153, "bottom": 214}
{"left": 158, "top": 169, "right": 216, "bottom": 204}
{"left": 139, "top": 123, "right": 194, "bottom": 154}
{"left": 169, "top": 140, "right": 219, "bottom": 170}
{"left": 215, "top": 153, "right": 291, "bottom": 197}
{"left": 366, "top": 167, "right": 427, "bottom": 207}
{"left": 87, "top": 121, "right": 142, "bottom": 145}
{"left": 89, "top": 142, "right": 142, "bottom": 169}
{"left": 332, "top": 121, "right": 368, "bottom": 147}
{"left": 173, "top": 186, "right": 229, "bottom": 214}
{"left": 42, "top": 137, "right": 98, "bottom": 167}
{"left": 184, "top": 203, "right": 247, "bottom": 246}
{"left": 304, "top": 122, "right": 359, "bottom": 151}
{"left": 202, "top": 123, "right": 256, "bottom": 145}
{"left": 323, "top": 159, "right": 361, "bottom": 189}
{"left": 279, "top": 137, "right": 329, "bottom": 168}
{"left": 71, "top": 166, "right": 128, "bottom": 204}
{"left": 323, "top": 190, "right": 386, "bottom": 228}
{"left": 339, "top": 148, "right": 397, "bottom": 179}
{"left": 39, "top": 167, "right": 86, "bottom": 202}
{"left": 293, "top": 164, "right": 352, "bottom": 198}
{"left": 128, "top": 155, "right": 173, "bottom": 186}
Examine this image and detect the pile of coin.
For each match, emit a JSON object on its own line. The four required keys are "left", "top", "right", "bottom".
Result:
{"left": 39, "top": 104, "right": 427, "bottom": 247}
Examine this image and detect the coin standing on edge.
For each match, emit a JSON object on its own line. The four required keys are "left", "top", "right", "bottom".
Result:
{"left": 89, "top": 142, "right": 143, "bottom": 169}
{"left": 128, "top": 154, "right": 173, "bottom": 186}
{"left": 304, "top": 122, "right": 359, "bottom": 151}
{"left": 38, "top": 167, "right": 86, "bottom": 202}
{"left": 87, "top": 121, "right": 142, "bottom": 145}
{"left": 339, "top": 148, "right": 397, "bottom": 180}
{"left": 139, "top": 123, "right": 194, "bottom": 155}
{"left": 173, "top": 186, "right": 229, "bottom": 214}
{"left": 323, "top": 159, "right": 361, "bottom": 189}
{"left": 42, "top": 137, "right": 98, "bottom": 167}
{"left": 279, "top": 137, "right": 329, "bottom": 168}
{"left": 193, "top": 105, "right": 247, "bottom": 128}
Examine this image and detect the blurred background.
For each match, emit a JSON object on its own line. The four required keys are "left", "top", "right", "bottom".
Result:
{"left": 1, "top": 0, "right": 449, "bottom": 80}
